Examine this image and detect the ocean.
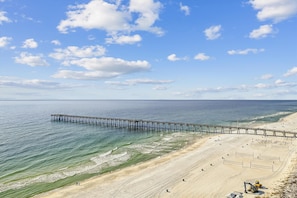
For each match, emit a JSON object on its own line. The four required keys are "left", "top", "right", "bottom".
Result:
{"left": 1, "top": 100, "right": 297, "bottom": 197}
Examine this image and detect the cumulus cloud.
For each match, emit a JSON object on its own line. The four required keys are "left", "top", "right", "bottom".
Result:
{"left": 49, "top": 45, "right": 106, "bottom": 65}
{"left": 50, "top": 44, "right": 150, "bottom": 80}
{"left": 194, "top": 53, "right": 210, "bottom": 61}
{"left": 14, "top": 52, "right": 49, "bottom": 67}
{"left": 249, "top": 0, "right": 297, "bottom": 23}
{"left": 0, "top": 11, "right": 10, "bottom": 24}
{"left": 0, "top": 36, "right": 12, "bottom": 47}
{"left": 105, "top": 34, "right": 142, "bottom": 44}
{"left": 57, "top": 0, "right": 163, "bottom": 40}
{"left": 167, "top": 54, "right": 179, "bottom": 61}
{"left": 69, "top": 57, "right": 149, "bottom": 71}
{"left": 22, "top": 38, "right": 38, "bottom": 48}
{"left": 284, "top": 67, "right": 297, "bottom": 77}
{"left": 204, "top": 25, "right": 222, "bottom": 40}
{"left": 167, "top": 54, "right": 187, "bottom": 61}
{"left": 129, "top": 0, "right": 163, "bottom": 33}
{"left": 105, "top": 78, "right": 173, "bottom": 86}
{"left": 249, "top": 25, "right": 275, "bottom": 39}
{"left": 227, "top": 48, "right": 265, "bottom": 55}
{"left": 57, "top": 0, "right": 129, "bottom": 33}
{"left": 180, "top": 3, "right": 190, "bottom": 16}
{"left": 52, "top": 57, "right": 150, "bottom": 80}
{"left": 275, "top": 79, "right": 285, "bottom": 86}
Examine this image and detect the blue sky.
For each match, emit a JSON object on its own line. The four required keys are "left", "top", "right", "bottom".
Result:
{"left": 0, "top": 0, "right": 297, "bottom": 100}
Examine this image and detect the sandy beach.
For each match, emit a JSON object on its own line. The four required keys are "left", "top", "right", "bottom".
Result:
{"left": 36, "top": 113, "right": 297, "bottom": 198}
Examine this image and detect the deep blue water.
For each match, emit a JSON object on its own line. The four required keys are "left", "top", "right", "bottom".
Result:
{"left": 0, "top": 100, "right": 297, "bottom": 196}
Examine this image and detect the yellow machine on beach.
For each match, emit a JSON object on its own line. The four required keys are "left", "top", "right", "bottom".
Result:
{"left": 226, "top": 180, "right": 262, "bottom": 197}
{"left": 244, "top": 180, "right": 262, "bottom": 193}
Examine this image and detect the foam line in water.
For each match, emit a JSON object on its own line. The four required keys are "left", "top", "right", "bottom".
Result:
{"left": 0, "top": 151, "right": 130, "bottom": 193}
{"left": 251, "top": 111, "right": 291, "bottom": 122}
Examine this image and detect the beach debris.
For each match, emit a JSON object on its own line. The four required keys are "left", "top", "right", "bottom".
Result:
{"left": 201, "top": 168, "right": 204, "bottom": 171}
{"left": 166, "top": 189, "right": 170, "bottom": 193}
{"left": 226, "top": 191, "right": 243, "bottom": 198}
{"left": 210, "top": 163, "right": 213, "bottom": 166}
{"left": 182, "top": 179, "right": 185, "bottom": 182}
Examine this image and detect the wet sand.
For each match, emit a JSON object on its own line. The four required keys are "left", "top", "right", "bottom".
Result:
{"left": 35, "top": 113, "right": 297, "bottom": 198}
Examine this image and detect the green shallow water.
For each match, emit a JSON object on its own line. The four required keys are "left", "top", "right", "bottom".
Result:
{"left": 0, "top": 131, "right": 202, "bottom": 198}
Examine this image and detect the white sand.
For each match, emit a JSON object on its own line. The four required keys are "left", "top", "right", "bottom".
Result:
{"left": 36, "top": 113, "right": 297, "bottom": 198}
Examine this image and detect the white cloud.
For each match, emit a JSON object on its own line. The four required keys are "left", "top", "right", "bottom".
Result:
{"left": 167, "top": 54, "right": 179, "bottom": 61}
{"left": 22, "top": 38, "right": 38, "bottom": 48}
{"left": 14, "top": 52, "right": 49, "bottom": 67}
{"left": 129, "top": 0, "right": 163, "bottom": 34}
{"left": 284, "top": 67, "right": 297, "bottom": 77}
{"left": 249, "top": 25, "right": 274, "bottom": 39}
{"left": 227, "top": 48, "right": 265, "bottom": 55}
{"left": 52, "top": 70, "right": 116, "bottom": 79}
{"left": 49, "top": 45, "right": 106, "bottom": 65}
{"left": 274, "top": 79, "right": 296, "bottom": 87}
{"left": 167, "top": 53, "right": 187, "bottom": 61}
{"left": 0, "top": 11, "right": 10, "bottom": 24}
{"left": 52, "top": 57, "right": 150, "bottom": 80}
{"left": 180, "top": 3, "right": 190, "bottom": 16}
{"left": 260, "top": 74, "right": 273, "bottom": 80}
{"left": 204, "top": 25, "right": 222, "bottom": 40}
{"left": 275, "top": 79, "right": 284, "bottom": 86}
{"left": 57, "top": 0, "right": 163, "bottom": 37}
{"left": 69, "top": 57, "right": 149, "bottom": 71}
{"left": 0, "top": 76, "right": 76, "bottom": 89}
{"left": 194, "top": 53, "right": 210, "bottom": 61}
{"left": 57, "top": 0, "right": 129, "bottom": 33}
{"left": 255, "top": 83, "right": 269, "bottom": 89}
{"left": 50, "top": 44, "right": 150, "bottom": 80}
{"left": 51, "top": 40, "right": 61, "bottom": 46}
{"left": 0, "top": 36, "right": 12, "bottom": 47}
{"left": 105, "top": 78, "right": 173, "bottom": 86}
{"left": 249, "top": 0, "right": 297, "bottom": 23}
{"left": 105, "top": 34, "right": 142, "bottom": 44}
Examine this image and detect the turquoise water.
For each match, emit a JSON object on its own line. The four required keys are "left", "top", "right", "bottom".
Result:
{"left": 1, "top": 100, "right": 297, "bottom": 197}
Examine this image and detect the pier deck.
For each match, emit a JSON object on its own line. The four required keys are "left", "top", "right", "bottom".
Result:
{"left": 51, "top": 114, "right": 297, "bottom": 138}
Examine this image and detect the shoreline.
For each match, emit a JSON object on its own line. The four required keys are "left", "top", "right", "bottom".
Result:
{"left": 35, "top": 112, "right": 297, "bottom": 198}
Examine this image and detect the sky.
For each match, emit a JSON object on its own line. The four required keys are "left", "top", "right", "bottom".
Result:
{"left": 0, "top": 0, "right": 297, "bottom": 100}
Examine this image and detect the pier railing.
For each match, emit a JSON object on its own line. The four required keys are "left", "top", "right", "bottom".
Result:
{"left": 51, "top": 114, "right": 297, "bottom": 138}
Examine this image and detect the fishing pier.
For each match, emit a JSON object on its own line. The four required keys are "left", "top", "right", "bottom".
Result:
{"left": 51, "top": 114, "right": 297, "bottom": 138}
